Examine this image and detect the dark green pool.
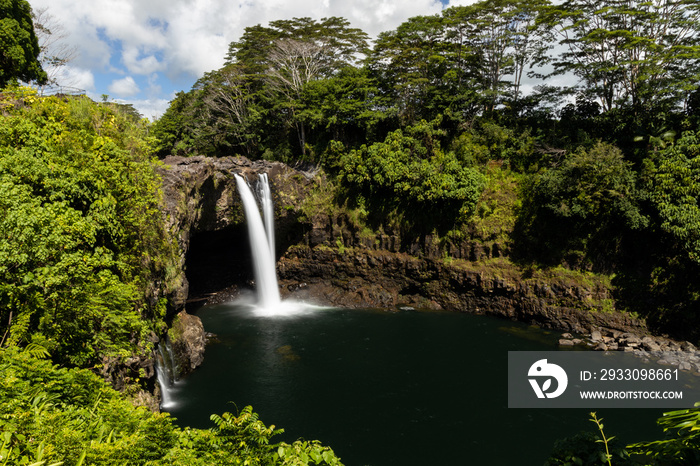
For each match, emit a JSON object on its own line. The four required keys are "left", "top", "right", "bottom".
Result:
{"left": 163, "top": 303, "right": 665, "bottom": 465}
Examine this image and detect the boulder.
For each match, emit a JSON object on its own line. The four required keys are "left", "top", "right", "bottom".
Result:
{"left": 168, "top": 310, "right": 207, "bottom": 377}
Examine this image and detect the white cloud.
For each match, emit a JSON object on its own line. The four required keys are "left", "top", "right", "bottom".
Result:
{"left": 29, "top": 0, "right": 448, "bottom": 80}
{"left": 108, "top": 76, "right": 140, "bottom": 97}
{"left": 123, "top": 97, "right": 172, "bottom": 121}
{"left": 55, "top": 66, "right": 96, "bottom": 92}
{"left": 122, "top": 47, "right": 165, "bottom": 75}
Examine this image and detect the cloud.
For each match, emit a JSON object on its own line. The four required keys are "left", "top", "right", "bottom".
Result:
{"left": 108, "top": 76, "right": 140, "bottom": 97}
{"left": 121, "top": 97, "right": 172, "bottom": 120}
{"left": 30, "top": 0, "right": 449, "bottom": 80}
{"left": 55, "top": 66, "right": 96, "bottom": 91}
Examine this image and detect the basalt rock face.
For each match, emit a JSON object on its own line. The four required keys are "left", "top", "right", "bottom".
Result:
{"left": 277, "top": 245, "right": 645, "bottom": 335}
{"left": 157, "top": 154, "right": 646, "bottom": 339}
{"left": 157, "top": 155, "right": 315, "bottom": 312}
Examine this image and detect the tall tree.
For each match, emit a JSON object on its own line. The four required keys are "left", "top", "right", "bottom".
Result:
{"left": 227, "top": 17, "right": 370, "bottom": 156}
{"left": 0, "top": 0, "right": 46, "bottom": 87}
{"left": 539, "top": 0, "right": 700, "bottom": 112}
{"left": 32, "top": 6, "right": 77, "bottom": 88}
{"left": 200, "top": 65, "right": 260, "bottom": 157}
{"left": 368, "top": 14, "right": 480, "bottom": 124}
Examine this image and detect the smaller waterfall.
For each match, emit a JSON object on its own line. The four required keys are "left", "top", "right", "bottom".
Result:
{"left": 156, "top": 363, "right": 175, "bottom": 409}
{"left": 156, "top": 338, "right": 178, "bottom": 409}
{"left": 234, "top": 173, "right": 281, "bottom": 309}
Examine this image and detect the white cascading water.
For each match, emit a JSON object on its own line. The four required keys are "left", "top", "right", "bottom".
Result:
{"left": 258, "top": 173, "right": 276, "bottom": 260}
{"left": 234, "top": 173, "right": 281, "bottom": 309}
{"left": 156, "top": 339, "right": 178, "bottom": 409}
{"left": 156, "top": 363, "right": 175, "bottom": 408}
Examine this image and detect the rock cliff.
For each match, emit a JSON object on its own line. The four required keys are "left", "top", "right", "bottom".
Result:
{"left": 157, "top": 155, "right": 647, "bottom": 341}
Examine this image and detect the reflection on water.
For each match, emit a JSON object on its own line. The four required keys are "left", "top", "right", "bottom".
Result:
{"left": 163, "top": 303, "right": 665, "bottom": 466}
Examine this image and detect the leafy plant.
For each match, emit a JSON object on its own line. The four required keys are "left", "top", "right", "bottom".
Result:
{"left": 545, "top": 412, "right": 633, "bottom": 466}
{"left": 339, "top": 117, "right": 485, "bottom": 233}
{"left": 628, "top": 402, "right": 700, "bottom": 464}
{"left": 515, "top": 141, "right": 645, "bottom": 270}
{"left": 0, "top": 89, "right": 176, "bottom": 367}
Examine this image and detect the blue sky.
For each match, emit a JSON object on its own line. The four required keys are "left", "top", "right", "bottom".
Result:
{"left": 28, "top": 0, "right": 472, "bottom": 120}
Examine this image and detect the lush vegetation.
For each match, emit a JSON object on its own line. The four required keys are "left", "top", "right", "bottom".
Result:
{"left": 0, "top": 346, "right": 342, "bottom": 465}
{"left": 3, "top": 0, "right": 700, "bottom": 464}
{"left": 545, "top": 407, "right": 700, "bottom": 465}
{"left": 0, "top": 88, "right": 172, "bottom": 368}
{"left": 153, "top": 0, "right": 700, "bottom": 339}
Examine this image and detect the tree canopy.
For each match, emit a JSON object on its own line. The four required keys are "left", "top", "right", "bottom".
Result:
{"left": 0, "top": 0, "right": 46, "bottom": 87}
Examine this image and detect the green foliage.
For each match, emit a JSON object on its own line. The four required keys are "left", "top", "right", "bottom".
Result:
{"left": 452, "top": 120, "right": 539, "bottom": 171}
{"left": 0, "top": 90, "right": 173, "bottom": 366}
{"left": 545, "top": 431, "right": 633, "bottom": 466}
{"left": 0, "top": 346, "right": 177, "bottom": 465}
{"left": 643, "top": 130, "right": 700, "bottom": 264}
{"left": 550, "top": 404, "right": 700, "bottom": 466}
{"left": 470, "top": 163, "right": 522, "bottom": 245}
{"left": 628, "top": 402, "right": 700, "bottom": 464}
{"left": 515, "top": 141, "right": 645, "bottom": 270}
{"left": 0, "top": 347, "right": 343, "bottom": 465}
{"left": 546, "top": 413, "right": 633, "bottom": 466}
{"left": 339, "top": 118, "right": 485, "bottom": 232}
{"left": 0, "top": 0, "right": 47, "bottom": 87}
{"left": 538, "top": 0, "right": 700, "bottom": 113}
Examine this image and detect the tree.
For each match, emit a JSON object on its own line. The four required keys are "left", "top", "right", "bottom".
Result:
{"left": 297, "top": 66, "right": 390, "bottom": 158}
{"left": 516, "top": 142, "right": 645, "bottom": 269}
{"left": 644, "top": 130, "right": 700, "bottom": 264}
{"left": 539, "top": 0, "right": 700, "bottom": 113}
{"left": 225, "top": 17, "right": 370, "bottom": 158}
{"left": 339, "top": 118, "right": 485, "bottom": 232}
{"left": 0, "top": 0, "right": 46, "bottom": 87}
{"left": 368, "top": 13, "right": 480, "bottom": 124}
{"left": 452, "top": 0, "right": 515, "bottom": 113}
{"left": 369, "top": 1, "right": 552, "bottom": 123}
{"left": 32, "top": 6, "right": 77, "bottom": 88}
{"left": 200, "top": 65, "right": 260, "bottom": 157}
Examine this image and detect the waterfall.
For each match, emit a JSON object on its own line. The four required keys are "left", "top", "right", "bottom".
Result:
{"left": 156, "top": 339, "right": 177, "bottom": 409}
{"left": 156, "top": 363, "right": 175, "bottom": 408}
{"left": 258, "top": 173, "right": 276, "bottom": 260}
{"left": 234, "top": 173, "right": 281, "bottom": 309}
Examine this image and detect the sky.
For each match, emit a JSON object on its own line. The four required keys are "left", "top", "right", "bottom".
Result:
{"left": 28, "top": 0, "right": 477, "bottom": 120}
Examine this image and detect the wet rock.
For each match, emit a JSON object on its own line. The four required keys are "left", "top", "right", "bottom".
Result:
{"left": 168, "top": 310, "right": 207, "bottom": 376}
{"left": 620, "top": 332, "right": 641, "bottom": 344}
{"left": 682, "top": 341, "right": 697, "bottom": 352}
{"left": 642, "top": 340, "right": 661, "bottom": 352}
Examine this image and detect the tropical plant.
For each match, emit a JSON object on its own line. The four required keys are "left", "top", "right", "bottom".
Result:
{"left": 0, "top": 89, "right": 173, "bottom": 367}
{"left": 0, "top": 0, "right": 47, "bottom": 87}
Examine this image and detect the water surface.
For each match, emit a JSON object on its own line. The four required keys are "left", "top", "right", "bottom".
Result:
{"left": 164, "top": 304, "right": 664, "bottom": 465}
